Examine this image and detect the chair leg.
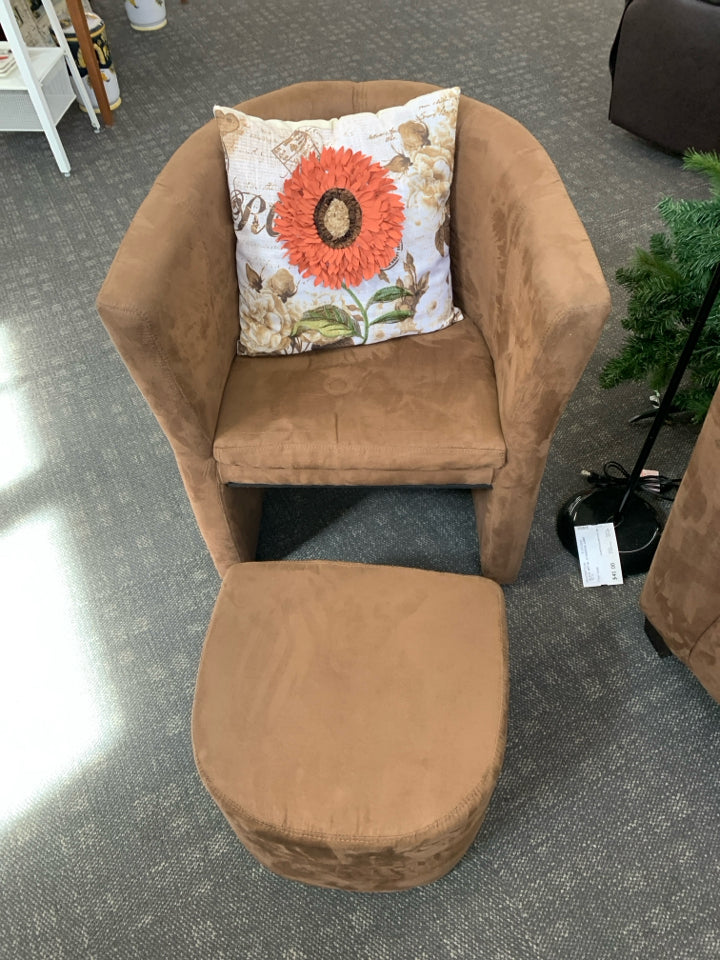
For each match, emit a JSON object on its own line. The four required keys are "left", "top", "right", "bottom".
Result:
{"left": 177, "top": 455, "right": 264, "bottom": 576}
{"left": 644, "top": 617, "right": 674, "bottom": 659}
{"left": 472, "top": 486, "right": 532, "bottom": 585}
{"left": 218, "top": 481, "right": 265, "bottom": 571}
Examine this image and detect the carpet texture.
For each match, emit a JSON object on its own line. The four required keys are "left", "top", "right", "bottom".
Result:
{"left": 0, "top": 0, "right": 718, "bottom": 957}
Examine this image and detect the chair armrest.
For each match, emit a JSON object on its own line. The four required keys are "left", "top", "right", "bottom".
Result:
{"left": 641, "top": 384, "right": 720, "bottom": 700}
{"left": 97, "top": 120, "right": 239, "bottom": 458}
{"left": 451, "top": 97, "right": 611, "bottom": 454}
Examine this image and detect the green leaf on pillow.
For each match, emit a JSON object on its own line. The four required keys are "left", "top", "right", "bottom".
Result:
{"left": 367, "top": 285, "right": 411, "bottom": 305}
{"left": 312, "top": 336, "right": 355, "bottom": 351}
{"left": 292, "top": 305, "right": 361, "bottom": 339}
{"left": 369, "top": 309, "right": 413, "bottom": 326}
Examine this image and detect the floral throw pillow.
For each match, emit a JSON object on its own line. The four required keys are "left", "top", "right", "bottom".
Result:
{"left": 214, "top": 87, "right": 463, "bottom": 356}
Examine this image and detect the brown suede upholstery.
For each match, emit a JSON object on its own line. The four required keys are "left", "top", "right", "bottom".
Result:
{"left": 640, "top": 385, "right": 720, "bottom": 703}
{"left": 192, "top": 561, "right": 508, "bottom": 891}
{"left": 97, "top": 80, "right": 610, "bottom": 583}
{"left": 215, "top": 321, "right": 504, "bottom": 486}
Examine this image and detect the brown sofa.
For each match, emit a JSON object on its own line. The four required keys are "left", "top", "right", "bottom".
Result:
{"left": 97, "top": 80, "right": 610, "bottom": 584}
{"left": 641, "top": 383, "right": 720, "bottom": 703}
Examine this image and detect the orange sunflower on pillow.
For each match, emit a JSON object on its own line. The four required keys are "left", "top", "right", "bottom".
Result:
{"left": 274, "top": 146, "right": 405, "bottom": 289}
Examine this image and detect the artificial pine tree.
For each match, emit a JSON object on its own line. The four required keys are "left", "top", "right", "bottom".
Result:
{"left": 600, "top": 150, "right": 720, "bottom": 423}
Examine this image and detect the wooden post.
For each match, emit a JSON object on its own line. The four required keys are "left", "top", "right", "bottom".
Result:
{"left": 65, "top": 0, "right": 113, "bottom": 126}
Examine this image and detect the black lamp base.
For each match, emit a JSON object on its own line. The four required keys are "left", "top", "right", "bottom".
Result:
{"left": 556, "top": 486, "right": 665, "bottom": 576}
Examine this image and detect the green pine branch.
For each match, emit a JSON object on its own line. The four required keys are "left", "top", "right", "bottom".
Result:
{"left": 601, "top": 151, "right": 720, "bottom": 423}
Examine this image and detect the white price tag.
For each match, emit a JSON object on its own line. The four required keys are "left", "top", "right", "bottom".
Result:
{"left": 574, "top": 523, "right": 624, "bottom": 587}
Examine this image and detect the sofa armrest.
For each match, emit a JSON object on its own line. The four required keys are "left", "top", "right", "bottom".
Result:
{"left": 451, "top": 97, "right": 611, "bottom": 456}
{"left": 97, "top": 120, "right": 239, "bottom": 459}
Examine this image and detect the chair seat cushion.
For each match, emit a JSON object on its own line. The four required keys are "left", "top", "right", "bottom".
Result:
{"left": 213, "top": 320, "right": 506, "bottom": 486}
{"left": 192, "top": 561, "right": 508, "bottom": 890}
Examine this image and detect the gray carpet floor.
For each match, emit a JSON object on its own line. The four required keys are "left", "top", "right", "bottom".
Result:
{"left": 1, "top": 0, "right": 719, "bottom": 957}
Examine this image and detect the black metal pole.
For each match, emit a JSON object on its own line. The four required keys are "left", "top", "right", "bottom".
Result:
{"left": 615, "top": 259, "right": 720, "bottom": 519}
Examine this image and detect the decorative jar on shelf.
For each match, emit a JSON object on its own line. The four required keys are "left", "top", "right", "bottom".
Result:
{"left": 124, "top": 0, "right": 168, "bottom": 32}
{"left": 62, "top": 11, "right": 121, "bottom": 113}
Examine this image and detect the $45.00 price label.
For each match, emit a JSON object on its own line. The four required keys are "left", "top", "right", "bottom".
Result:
{"left": 574, "top": 523, "right": 624, "bottom": 587}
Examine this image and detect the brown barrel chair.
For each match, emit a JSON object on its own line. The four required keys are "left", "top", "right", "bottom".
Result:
{"left": 97, "top": 80, "right": 610, "bottom": 584}
{"left": 641, "top": 382, "right": 720, "bottom": 703}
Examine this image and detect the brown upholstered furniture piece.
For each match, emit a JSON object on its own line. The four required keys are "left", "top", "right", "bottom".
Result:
{"left": 640, "top": 384, "right": 720, "bottom": 703}
{"left": 97, "top": 80, "right": 610, "bottom": 584}
{"left": 609, "top": 0, "right": 720, "bottom": 154}
{"left": 192, "top": 561, "right": 508, "bottom": 891}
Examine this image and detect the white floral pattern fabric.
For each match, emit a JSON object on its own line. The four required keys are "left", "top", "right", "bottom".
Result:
{"left": 215, "top": 87, "right": 463, "bottom": 357}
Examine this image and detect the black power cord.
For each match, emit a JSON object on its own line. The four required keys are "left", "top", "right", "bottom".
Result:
{"left": 580, "top": 461, "right": 682, "bottom": 502}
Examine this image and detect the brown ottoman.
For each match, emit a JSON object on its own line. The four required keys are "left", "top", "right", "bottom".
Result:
{"left": 192, "top": 561, "right": 508, "bottom": 891}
